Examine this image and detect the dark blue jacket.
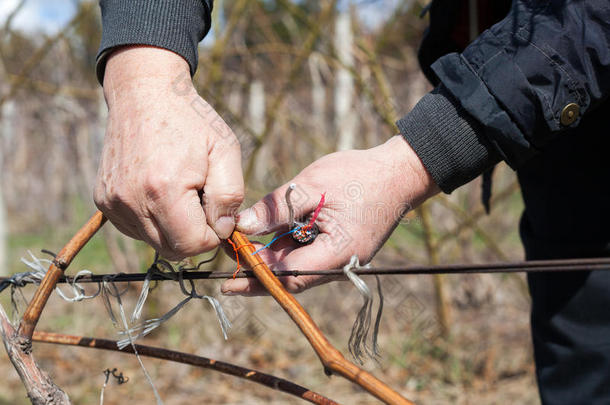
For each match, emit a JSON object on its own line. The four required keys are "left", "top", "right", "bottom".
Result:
{"left": 435, "top": 0, "right": 610, "bottom": 168}
{"left": 398, "top": 0, "right": 610, "bottom": 260}
{"left": 414, "top": 4, "right": 610, "bottom": 404}
{"left": 445, "top": 1, "right": 610, "bottom": 259}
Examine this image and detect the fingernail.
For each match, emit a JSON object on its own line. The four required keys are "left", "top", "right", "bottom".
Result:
{"left": 213, "top": 216, "right": 235, "bottom": 239}
{"left": 236, "top": 209, "right": 259, "bottom": 233}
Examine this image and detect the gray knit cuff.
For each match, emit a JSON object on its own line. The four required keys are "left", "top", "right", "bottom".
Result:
{"left": 396, "top": 86, "right": 501, "bottom": 193}
{"left": 96, "top": 0, "right": 212, "bottom": 84}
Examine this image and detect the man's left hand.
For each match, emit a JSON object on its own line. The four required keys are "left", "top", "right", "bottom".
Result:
{"left": 221, "top": 135, "right": 439, "bottom": 296}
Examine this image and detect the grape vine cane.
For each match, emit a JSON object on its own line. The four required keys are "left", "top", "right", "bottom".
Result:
{"left": 3, "top": 211, "right": 413, "bottom": 404}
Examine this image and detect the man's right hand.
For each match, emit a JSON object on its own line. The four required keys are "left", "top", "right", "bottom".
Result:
{"left": 94, "top": 46, "right": 244, "bottom": 260}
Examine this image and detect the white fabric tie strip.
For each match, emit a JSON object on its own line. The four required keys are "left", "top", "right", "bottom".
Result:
{"left": 120, "top": 259, "right": 231, "bottom": 349}
{"left": 343, "top": 255, "right": 383, "bottom": 364}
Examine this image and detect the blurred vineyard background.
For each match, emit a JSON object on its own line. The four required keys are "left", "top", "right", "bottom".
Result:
{"left": 0, "top": 0, "right": 539, "bottom": 404}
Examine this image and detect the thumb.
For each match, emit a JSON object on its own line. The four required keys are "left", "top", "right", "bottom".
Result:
{"left": 203, "top": 138, "right": 244, "bottom": 239}
{"left": 237, "top": 182, "right": 321, "bottom": 235}
{"left": 221, "top": 231, "right": 346, "bottom": 296}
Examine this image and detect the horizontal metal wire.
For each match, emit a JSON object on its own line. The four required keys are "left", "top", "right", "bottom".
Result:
{"left": 2, "top": 257, "right": 610, "bottom": 292}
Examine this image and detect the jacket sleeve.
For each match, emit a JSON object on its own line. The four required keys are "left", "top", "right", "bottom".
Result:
{"left": 398, "top": 0, "right": 610, "bottom": 193}
{"left": 96, "top": 0, "right": 213, "bottom": 84}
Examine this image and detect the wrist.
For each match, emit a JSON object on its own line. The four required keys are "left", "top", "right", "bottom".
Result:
{"left": 103, "top": 46, "right": 193, "bottom": 105}
{"left": 378, "top": 135, "right": 440, "bottom": 206}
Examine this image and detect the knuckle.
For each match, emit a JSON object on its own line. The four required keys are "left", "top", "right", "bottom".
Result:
{"left": 107, "top": 187, "right": 132, "bottom": 208}
{"left": 94, "top": 184, "right": 132, "bottom": 212}
{"left": 198, "top": 226, "right": 221, "bottom": 251}
{"left": 286, "top": 278, "right": 308, "bottom": 294}
{"left": 217, "top": 131, "right": 239, "bottom": 146}
{"left": 157, "top": 248, "right": 183, "bottom": 262}
{"left": 229, "top": 135, "right": 242, "bottom": 152}
{"left": 232, "top": 136, "right": 242, "bottom": 150}
{"left": 262, "top": 191, "right": 288, "bottom": 223}
{"left": 156, "top": 238, "right": 186, "bottom": 261}
{"left": 178, "top": 237, "right": 220, "bottom": 258}
{"left": 142, "top": 173, "right": 172, "bottom": 202}
{"left": 208, "top": 114, "right": 234, "bottom": 140}
{"left": 171, "top": 227, "right": 220, "bottom": 258}
{"left": 93, "top": 187, "right": 106, "bottom": 210}
{"left": 213, "top": 190, "right": 245, "bottom": 208}
{"left": 211, "top": 135, "right": 241, "bottom": 159}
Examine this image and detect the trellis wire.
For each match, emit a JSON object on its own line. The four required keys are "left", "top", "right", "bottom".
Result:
{"left": 3, "top": 256, "right": 609, "bottom": 294}
{"left": 5, "top": 251, "right": 232, "bottom": 344}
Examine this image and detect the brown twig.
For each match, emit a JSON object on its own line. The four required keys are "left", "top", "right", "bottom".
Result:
{"left": 0, "top": 3, "right": 93, "bottom": 108}
{"left": 32, "top": 331, "right": 338, "bottom": 405}
{"left": 1, "top": 0, "right": 26, "bottom": 35}
{"left": 229, "top": 231, "right": 414, "bottom": 405}
{"left": 417, "top": 204, "right": 451, "bottom": 337}
{"left": 18, "top": 211, "right": 106, "bottom": 341}
{"left": 434, "top": 180, "right": 520, "bottom": 248}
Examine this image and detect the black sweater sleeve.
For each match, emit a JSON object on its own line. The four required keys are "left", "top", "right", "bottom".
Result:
{"left": 397, "top": 86, "right": 500, "bottom": 193}
{"left": 96, "top": 0, "right": 213, "bottom": 84}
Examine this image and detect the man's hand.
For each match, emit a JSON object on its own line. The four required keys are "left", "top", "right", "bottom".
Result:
{"left": 94, "top": 46, "right": 244, "bottom": 260}
{"left": 221, "top": 135, "right": 439, "bottom": 295}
